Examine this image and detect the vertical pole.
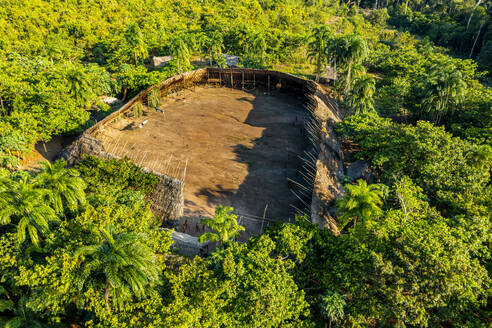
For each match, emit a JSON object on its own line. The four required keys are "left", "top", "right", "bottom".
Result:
{"left": 253, "top": 73, "right": 256, "bottom": 88}
{"left": 219, "top": 69, "right": 222, "bottom": 86}
{"left": 242, "top": 72, "right": 244, "bottom": 90}
{"left": 230, "top": 70, "right": 233, "bottom": 88}
{"left": 268, "top": 74, "right": 270, "bottom": 94}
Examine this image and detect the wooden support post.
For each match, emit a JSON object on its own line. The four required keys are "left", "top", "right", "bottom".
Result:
{"left": 242, "top": 72, "right": 244, "bottom": 90}
{"left": 230, "top": 70, "right": 233, "bottom": 88}
{"left": 219, "top": 69, "right": 222, "bottom": 86}
{"left": 268, "top": 74, "right": 270, "bottom": 93}
{"left": 253, "top": 73, "right": 256, "bottom": 87}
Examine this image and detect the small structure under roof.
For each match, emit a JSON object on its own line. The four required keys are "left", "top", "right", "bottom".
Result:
{"left": 223, "top": 54, "right": 240, "bottom": 67}
{"left": 171, "top": 230, "right": 210, "bottom": 257}
{"left": 153, "top": 56, "right": 172, "bottom": 68}
{"left": 325, "top": 66, "right": 337, "bottom": 80}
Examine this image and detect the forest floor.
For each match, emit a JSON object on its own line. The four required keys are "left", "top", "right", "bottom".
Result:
{"left": 97, "top": 85, "right": 310, "bottom": 238}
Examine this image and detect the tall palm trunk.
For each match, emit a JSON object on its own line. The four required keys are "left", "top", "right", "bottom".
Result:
{"left": 467, "top": 0, "right": 482, "bottom": 30}
{"left": 105, "top": 281, "right": 111, "bottom": 313}
{"left": 469, "top": 20, "right": 485, "bottom": 58}
{"left": 333, "top": 59, "right": 337, "bottom": 81}
{"left": 345, "top": 58, "right": 353, "bottom": 94}
{"left": 316, "top": 56, "right": 321, "bottom": 82}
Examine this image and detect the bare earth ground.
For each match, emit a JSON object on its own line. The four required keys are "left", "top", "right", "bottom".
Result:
{"left": 20, "top": 135, "right": 76, "bottom": 171}
{"left": 98, "top": 86, "right": 309, "bottom": 236}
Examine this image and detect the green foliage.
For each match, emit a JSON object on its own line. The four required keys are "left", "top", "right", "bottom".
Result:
{"left": 336, "top": 179, "right": 383, "bottom": 231}
{"left": 75, "top": 225, "right": 159, "bottom": 312}
{"left": 345, "top": 73, "right": 376, "bottom": 114}
{"left": 198, "top": 206, "right": 245, "bottom": 245}
{"left": 147, "top": 88, "right": 161, "bottom": 110}
{"left": 318, "top": 291, "right": 346, "bottom": 327}
{"left": 0, "top": 156, "right": 172, "bottom": 327}
{"left": 162, "top": 235, "right": 311, "bottom": 328}
{"left": 308, "top": 26, "right": 332, "bottom": 82}
{"left": 169, "top": 36, "right": 190, "bottom": 74}
{"left": 365, "top": 8, "right": 389, "bottom": 27}
{"left": 420, "top": 60, "right": 467, "bottom": 123}
{"left": 0, "top": 129, "right": 29, "bottom": 169}
{"left": 338, "top": 113, "right": 491, "bottom": 217}
{"left": 0, "top": 1, "right": 490, "bottom": 327}
{"left": 34, "top": 159, "right": 86, "bottom": 215}
{"left": 133, "top": 102, "right": 143, "bottom": 118}
{"left": 0, "top": 176, "right": 58, "bottom": 246}
{"left": 125, "top": 23, "right": 148, "bottom": 65}
{"left": 76, "top": 155, "right": 159, "bottom": 196}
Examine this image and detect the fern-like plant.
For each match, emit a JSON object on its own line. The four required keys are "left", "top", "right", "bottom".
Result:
{"left": 133, "top": 102, "right": 143, "bottom": 118}
{"left": 147, "top": 88, "right": 161, "bottom": 109}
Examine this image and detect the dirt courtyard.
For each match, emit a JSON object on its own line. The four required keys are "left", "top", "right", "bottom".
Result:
{"left": 98, "top": 85, "right": 309, "bottom": 230}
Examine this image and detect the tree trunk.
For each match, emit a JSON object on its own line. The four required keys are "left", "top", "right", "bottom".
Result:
{"left": 105, "top": 281, "right": 111, "bottom": 313}
{"left": 345, "top": 59, "right": 352, "bottom": 94}
{"left": 466, "top": 0, "right": 482, "bottom": 30}
{"left": 374, "top": 0, "right": 378, "bottom": 9}
{"left": 469, "top": 20, "right": 485, "bottom": 58}
{"left": 404, "top": 0, "right": 408, "bottom": 14}
{"left": 333, "top": 60, "right": 337, "bottom": 81}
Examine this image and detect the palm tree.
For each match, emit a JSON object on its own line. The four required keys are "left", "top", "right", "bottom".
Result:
{"left": 336, "top": 179, "right": 382, "bottom": 230}
{"left": 34, "top": 159, "right": 86, "bottom": 215}
{"left": 251, "top": 30, "right": 267, "bottom": 66}
{"left": 208, "top": 31, "right": 224, "bottom": 67}
{"left": 308, "top": 26, "right": 332, "bottom": 82}
{"left": 319, "top": 290, "right": 346, "bottom": 328}
{"left": 170, "top": 36, "right": 190, "bottom": 73}
{"left": 422, "top": 62, "right": 467, "bottom": 123}
{"left": 339, "top": 33, "right": 369, "bottom": 93}
{"left": 195, "top": 32, "right": 209, "bottom": 65}
{"left": 236, "top": 26, "right": 252, "bottom": 54}
{"left": 198, "top": 206, "right": 245, "bottom": 245}
{"left": 0, "top": 296, "right": 47, "bottom": 328}
{"left": 75, "top": 226, "right": 159, "bottom": 312}
{"left": 346, "top": 74, "right": 376, "bottom": 114}
{"left": 0, "top": 285, "right": 13, "bottom": 313}
{"left": 65, "top": 64, "right": 93, "bottom": 106}
{"left": 466, "top": 144, "right": 492, "bottom": 169}
{"left": 0, "top": 177, "right": 58, "bottom": 246}
{"left": 325, "top": 35, "right": 344, "bottom": 82}
{"left": 125, "top": 23, "right": 148, "bottom": 65}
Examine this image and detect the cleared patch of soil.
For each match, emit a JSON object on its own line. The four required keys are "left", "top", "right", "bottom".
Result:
{"left": 20, "top": 135, "right": 77, "bottom": 170}
{"left": 98, "top": 86, "right": 309, "bottom": 233}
